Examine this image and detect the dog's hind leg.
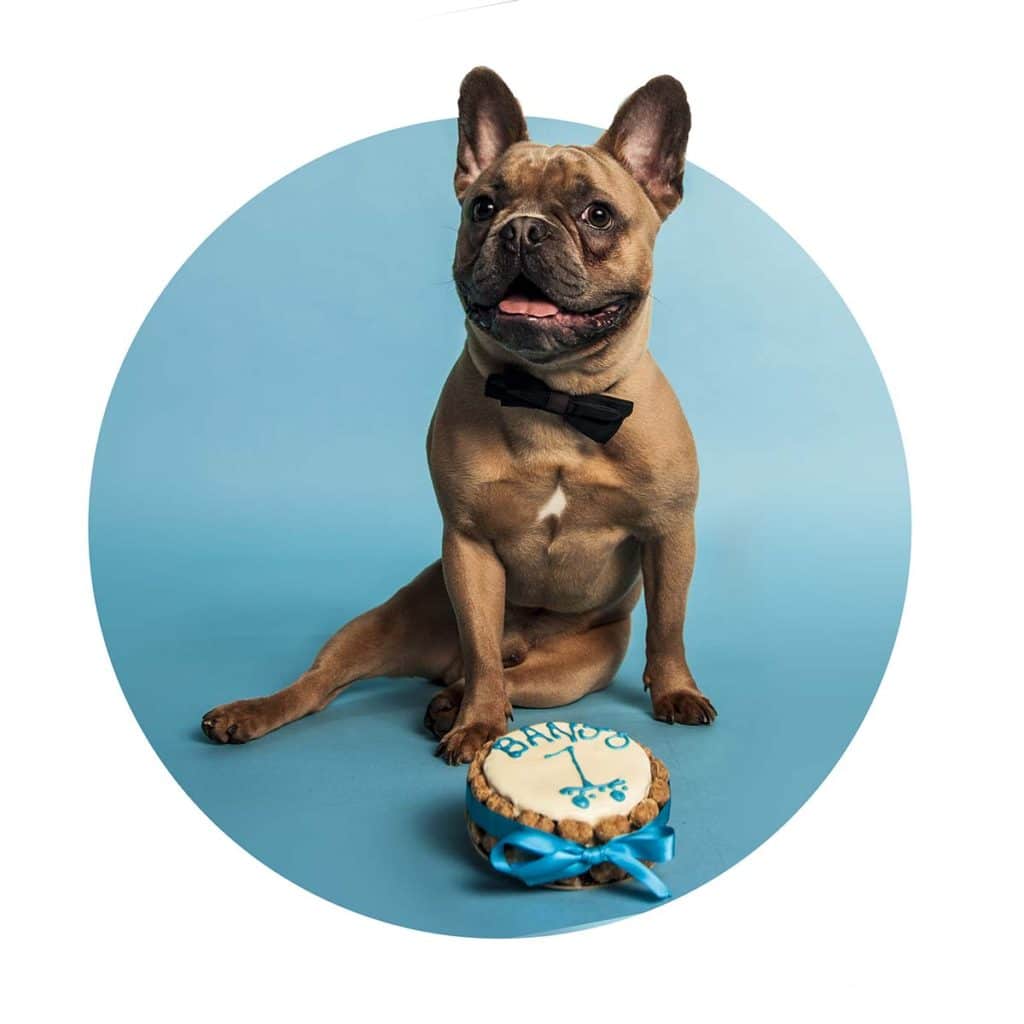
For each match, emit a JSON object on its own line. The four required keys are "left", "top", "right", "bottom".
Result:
{"left": 425, "top": 617, "right": 631, "bottom": 746}
{"left": 202, "top": 561, "right": 460, "bottom": 743}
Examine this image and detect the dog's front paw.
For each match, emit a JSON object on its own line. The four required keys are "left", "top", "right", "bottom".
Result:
{"left": 435, "top": 719, "right": 506, "bottom": 765}
{"left": 201, "top": 697, "right": 280, "bottom": 744}
{"left": 651, "top": 687, "right": 717, "bottom": 726}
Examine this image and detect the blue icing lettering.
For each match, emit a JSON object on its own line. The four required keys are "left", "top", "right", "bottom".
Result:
{"left": 521, "top": 725, "right": 555, "bottom": 747}
{"left": 545, "top": 722, "right": 578, "bottom": 742}
{"left": 571, "top": 723, "right": 630, "bottom": 746}
{"left": 492, "top": 736, "right": 528, "bottom": 758}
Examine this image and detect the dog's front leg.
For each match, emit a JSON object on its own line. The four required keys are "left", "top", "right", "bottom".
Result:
{"left": 642, "top": 514, "right": 717, "bottom": 725}
{"left": 435, "top": 525, "right": 511, "bottom": 764}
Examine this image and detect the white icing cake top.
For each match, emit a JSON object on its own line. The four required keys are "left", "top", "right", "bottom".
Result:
{"left": 482, "top": 722, "right": 652, "bottom": 827}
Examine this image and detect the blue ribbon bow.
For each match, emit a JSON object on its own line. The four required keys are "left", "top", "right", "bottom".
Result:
{"left": 466, "top": 787, "right": 675, "bottom": 899}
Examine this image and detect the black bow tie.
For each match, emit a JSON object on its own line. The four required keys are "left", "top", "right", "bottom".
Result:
{"left": 484, "top": 368, "right": 634, "bottom": 444}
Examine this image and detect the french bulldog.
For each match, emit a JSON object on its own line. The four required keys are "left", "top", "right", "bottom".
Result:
{"left": 202, "top": 67, "right": 716, "bottom": 764}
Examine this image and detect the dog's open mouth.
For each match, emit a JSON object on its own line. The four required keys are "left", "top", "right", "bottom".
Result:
{"left": 496, "top": 275, "right": 624, "bottom": 325}
{"left": 496, "top": 275, "right": 579, "bottom": 318}
{"left": 466, "top": 275, "right": 633, "bottom": 346}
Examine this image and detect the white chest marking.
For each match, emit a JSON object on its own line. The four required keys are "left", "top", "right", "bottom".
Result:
{"left": 536, "top": 484, "right": 567, "bottom": 523}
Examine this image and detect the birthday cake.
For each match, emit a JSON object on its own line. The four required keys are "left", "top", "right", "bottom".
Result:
{"left": 466, "top": 722, "right": 673, "bottom": 893}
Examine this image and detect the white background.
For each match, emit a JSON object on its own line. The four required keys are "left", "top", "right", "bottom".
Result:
{"left": 3, "top": 1, "right": 1021, "bottom": 1020}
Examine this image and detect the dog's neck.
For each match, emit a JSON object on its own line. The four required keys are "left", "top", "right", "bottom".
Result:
{"left": 464, "top": 295, "right": 653, "bottom": 397}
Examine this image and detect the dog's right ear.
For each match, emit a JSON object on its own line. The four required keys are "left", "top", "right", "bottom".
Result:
{"left": 596, "top": 75, "right": 691, "bottom": 219}
{"left": 455, "top": 67, "right": 528, "bottom": 201}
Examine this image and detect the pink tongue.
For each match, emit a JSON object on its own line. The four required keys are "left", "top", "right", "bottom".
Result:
{"left": 498, "top": 294, "right": 559, "bottom": 317}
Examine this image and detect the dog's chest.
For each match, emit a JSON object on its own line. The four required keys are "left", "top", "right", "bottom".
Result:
{"left": 535, "top": 483, "right": 568, "bottom": 523}
{"left": 471, "top": 456, "right": 644, "bottom": 544}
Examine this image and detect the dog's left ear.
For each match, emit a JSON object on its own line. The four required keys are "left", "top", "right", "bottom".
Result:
{"left": 455, "top": 67, "right": 529, "bottom": 201}
{"left": 596, "top": 76, "right": 691, "bottom": 219}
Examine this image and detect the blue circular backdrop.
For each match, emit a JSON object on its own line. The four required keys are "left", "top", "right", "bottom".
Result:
{"left": 90, "top": 118, "right": 909, "bottom": 937}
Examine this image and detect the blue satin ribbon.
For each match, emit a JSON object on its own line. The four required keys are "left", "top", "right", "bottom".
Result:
{"left": 466, "top": 787, "right": 675, "bottom": 899}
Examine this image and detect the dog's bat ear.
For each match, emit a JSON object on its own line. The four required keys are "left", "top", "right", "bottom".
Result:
{"left": 455, "top": 67, "right": 528, "bottom": 201}
{"left": 596, "top": 76, "right": 691, "bottom": 219}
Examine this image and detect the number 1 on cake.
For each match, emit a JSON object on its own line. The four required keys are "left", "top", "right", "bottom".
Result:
{"left": 545, "top": 743, "right": 628, "bottom": 809}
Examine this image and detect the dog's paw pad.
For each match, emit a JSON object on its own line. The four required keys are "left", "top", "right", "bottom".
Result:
{"left": 435, "top": 721, "right": 505, "bottom": 765}
{"left": 651, "top": 689, "right": 717, "bottom": 726}
{"left": 424, "top": 686, "right": 463, "bottom": 739}
{"left": 201, "top": 699, "right": 274, "bottom": 744}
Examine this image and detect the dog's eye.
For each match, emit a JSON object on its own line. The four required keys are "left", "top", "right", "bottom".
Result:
{"left": 471, "top": 196, "right": 496, "bottom": 222}
{"left": 582, "top": 202, "right": 614, "bottom": 230}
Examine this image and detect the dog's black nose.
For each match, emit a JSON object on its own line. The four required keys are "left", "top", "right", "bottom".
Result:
{"left": 499, "top": 216, "right": 550, "bottom": 253}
